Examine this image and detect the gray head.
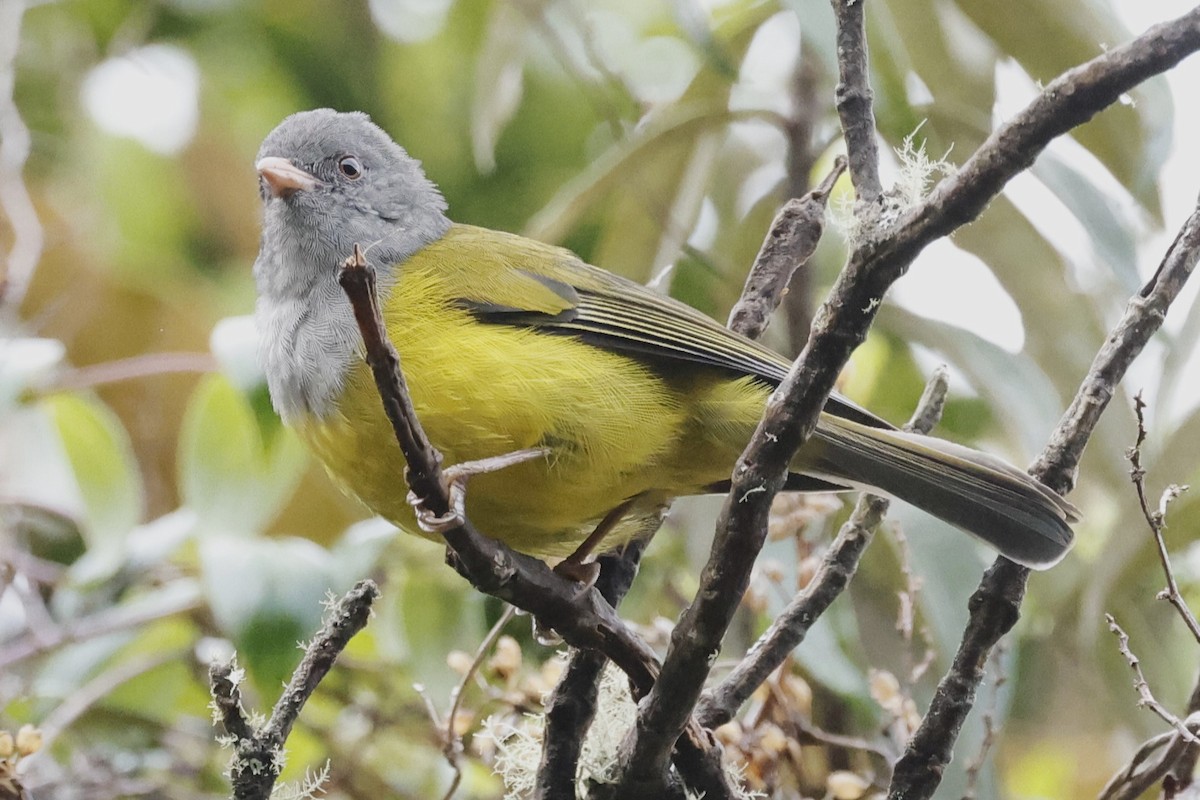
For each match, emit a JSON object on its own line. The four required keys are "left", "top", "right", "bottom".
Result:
{"left": 255, "top": 108, "right": 451, "bottom": 278}
{"left": 253, "top": 109, "right": 451, "bottom": 421}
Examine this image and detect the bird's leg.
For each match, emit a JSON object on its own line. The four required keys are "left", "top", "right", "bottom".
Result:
{"left": 553, "top": 495, "right": 640, "bottom": 586}
{"left": 407, "top": 447, "right": 550, "bottom": 534}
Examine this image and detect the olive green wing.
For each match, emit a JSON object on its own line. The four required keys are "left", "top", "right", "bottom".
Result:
{"left": 441, "top": 224, "right": 893, "bottom": 430}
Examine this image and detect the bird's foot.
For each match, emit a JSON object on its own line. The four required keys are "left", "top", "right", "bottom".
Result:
{"left": 408, "top": 447, "right": 550, "bottom": 534}
{"left": 552, "top": 558, "right": 601, "bottom": 587}
{"left": 547, "top": 495, "right": 641, "bottom": 588}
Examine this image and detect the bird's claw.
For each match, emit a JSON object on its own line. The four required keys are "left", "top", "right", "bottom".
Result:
{"left": 406, "top": 447, "right": 550, "bottom": 535}
{"left": 408, "top": 487, "right": 466, "bottom": 534}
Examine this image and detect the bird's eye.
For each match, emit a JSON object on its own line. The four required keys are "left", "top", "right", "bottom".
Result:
{"left": 338, "top": 156, "right": 363, "bottom": 180}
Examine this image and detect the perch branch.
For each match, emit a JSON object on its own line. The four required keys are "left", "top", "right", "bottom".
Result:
{"left": 337, "top": 248, "right": 732, "bottom": 799}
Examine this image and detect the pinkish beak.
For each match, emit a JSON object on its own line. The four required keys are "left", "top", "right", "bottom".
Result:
{"left": 256, "top": 156, "right": 322, "bottom": 198}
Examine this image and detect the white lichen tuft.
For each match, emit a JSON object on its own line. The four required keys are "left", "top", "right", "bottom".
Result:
{"left": 482, "top": 713, "right": 543, "bottom": 799}
{"left": 889, "top": 127, "right": 956, "bottom": 216}
{"left": 832, "top": 123, "right": 957, "bottom": 247}
{"left": 482, "top": 660, "right": 763, "bottom": 799}
{"left": 270, "top": 761, "right": 331, "bottom": 800}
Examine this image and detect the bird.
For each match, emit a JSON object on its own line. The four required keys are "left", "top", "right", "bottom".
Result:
{"left": 251, "top": 108, "right": 1078, "bottom": 572}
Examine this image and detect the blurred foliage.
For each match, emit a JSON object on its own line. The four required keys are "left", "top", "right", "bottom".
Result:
{"left": 1, "top": 0, "right": 1198, "bottom": 798}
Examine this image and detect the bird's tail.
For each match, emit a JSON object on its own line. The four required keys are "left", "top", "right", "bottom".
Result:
{"left": 805, "top": 415, "right": 1078, "bottom": 569}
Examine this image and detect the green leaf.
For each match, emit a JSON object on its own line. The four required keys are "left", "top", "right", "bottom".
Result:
{"left": 44, "top": 393, "right": 143, "bottom": 578}
{"left": 523, "top": 0, "right": 775, "bottom": 282}
{"left": 178, "top": 373, "right": 306, "bottom": 536}
{"left": 469, "top": 1, "right": 527, "bottom": 173}
{"left": 1031, "top": 152, "right": 1141, "bottom": 295}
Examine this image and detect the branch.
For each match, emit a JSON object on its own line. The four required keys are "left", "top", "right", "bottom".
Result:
{"left": 696, "top": 367, "right": 948, "bottom": 728}
{"left": 535, "top": 540, "right": 651, "bottom": 800}
{"left": 726, "top": 157, "right": 846, "bottom": 340}
{"left": 888, "top": 195, "right": 1200, "bottom": 799}
{"left": 209, "top": 579, "right": 378, "bottom": 800}
{"left": 1034, "top": 199, "right": 1200, "bottom": 494}
{"left": 1099, "top": 715, "right": 1200, "bottom": 800}
{"left": 831, "top": 0, "right": 881, "bottom": 203}
{"left": 853, "top": 8, "right": 1200, "bottom": 327}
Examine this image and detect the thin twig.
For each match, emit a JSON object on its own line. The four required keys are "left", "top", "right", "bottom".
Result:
{"left": 892, "top": 510, "right": 936, "bottom": 692}
{"left": 209, "top": 580, "right": 379, "bottom": 800}
{"left": 1127, "top": 392, "right": 1200, "bottom": 643}
{"left": 439, "top": 605, "right": 516, "bottom": 800}
{"left": 1100, "top": 675, "right": 1200, "bottom": 798}
{"left": 35, "top": 650, "right": 181, "bottom": 754}
{"left": 0, "top": 582, "right": 203, "bottom": 670}
{"left": 1106, "top": 614, "right": 1200, "bottom": 746}
{"left": 48, "top": 352, "right": 217, "bottom": 393}
{"left": 1167, "top": 678, "right": 1200, "bottom": 794}
{"left": 1099, "top": 718, "right": 1200, "bottom": 800}
{"left": 890, "top": 196, "right": 1200, "bottom": 800}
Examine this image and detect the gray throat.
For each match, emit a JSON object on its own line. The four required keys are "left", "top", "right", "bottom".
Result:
{"left": 253, "top": 212, "right": 451, "bottom": 422}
